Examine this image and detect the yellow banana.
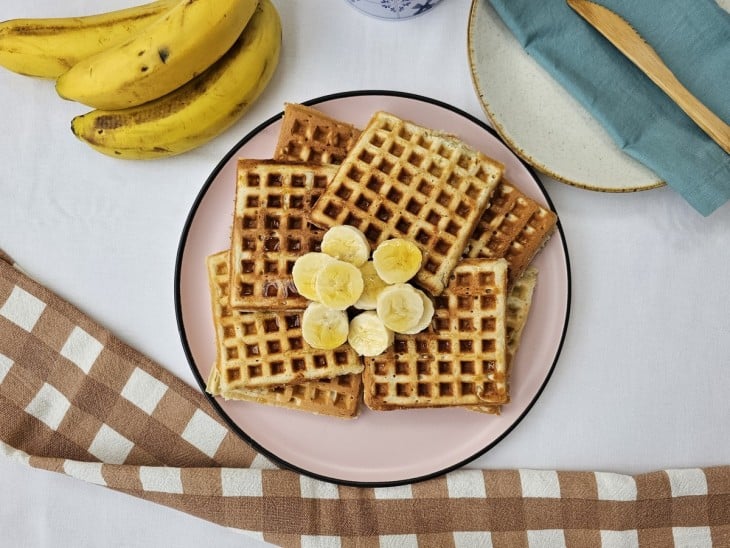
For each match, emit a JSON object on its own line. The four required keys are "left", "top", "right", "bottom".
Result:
{"left": 354, "top": 260, "right": 389, "bottom": 310}
{"left": 372, "top": 238, "right": 423, "bottom": 284}
{"left": 348, "top": 311, "right": 393, "bottom": 357}
{"left": 397, "top": 287, "right": 434, "bottom": 335}
{"left": 320, "top": 225, "right": 371, "bottom": 267}
{"left": 314, "top": 260, "right": 364, "bottom": 311}
{"left": 56, "top": 0, "right": 260, "bottom": 109}
{"left": 375, "top": 283, "right": 424, "bottom": 334}
{"left": 302, "top": 303, "right": 350, "bottom": 351}
{"left": 292, "top": 252, "right": 336, "bottom": 302}
{"left": 0, "top": 0, "right": 177, "bottom": 78}
{"left": 69, "top": 0, "right": 281, "bottom": 160}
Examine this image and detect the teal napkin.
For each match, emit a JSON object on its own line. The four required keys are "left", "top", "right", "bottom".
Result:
{"left": 487, "top": 0, "right": 730, "bottom": 216}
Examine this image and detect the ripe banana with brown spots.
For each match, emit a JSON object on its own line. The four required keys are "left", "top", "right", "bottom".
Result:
{"left": 0, "top": 0, "right": 178, "bottom": 78}
{"left": 55, "top": 0, "right": 260, "bottom": 110}
{"left": 70, "top": 0, "right": 281, "bottom": 160}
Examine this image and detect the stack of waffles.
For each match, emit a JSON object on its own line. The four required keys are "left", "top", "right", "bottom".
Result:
{"left": 205, "top": 159, "right": 364, "bottom": 418}
{"left": 205, "top": 102, "right": 557, "bottom": 417}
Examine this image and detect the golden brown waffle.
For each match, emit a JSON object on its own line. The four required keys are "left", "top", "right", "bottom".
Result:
{"left": 465, "top": 179, "right": 557, "bottom": 287}
{"left": 274, "top": 103, "right": 361, "bottom": 165}
{"left": 207, "top": 363, "right": 362, "bottom": 419}
{"left": 505, "top": 266, "right": 538, "bottom": 362}
{"left": 229, "top": 160, "right": 338, "bottom": 310}
{"left": 363, "top": 258, "right": 509, "bottom": 410}
{"left": 308, "top": 111, "right": 504, "bottom": 296}
{"left": 206, "top": 251, "right": 363, "bottom": 391}
{"left": 470, "top": 266, "right": 538, "bottom": 414}
{"left": 278, "top": 106, "right": 557, "bottom": 290}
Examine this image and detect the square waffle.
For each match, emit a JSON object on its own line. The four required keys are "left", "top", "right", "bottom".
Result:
{"left": 279, "top": 105, "right": 557, "bottom": 290}
{"left": 363, "top": 258, "right": 509, "bottom": 410}
{"left": 229, "top": 160, "right": 338, "bottom": 310}
{"left": 505, "top": 266, "right": 538, "bottom": 363}
{"left": 470, "top": 266, "right": 538, "bottom": 414}
{"left": 206, "top": 251, "right": 362, "bottom": 391}
{"left": 465, "top": 179, "right": 557, "bottom": 286}
{"left": 207, "top": 363, "right": 362, "bottom": 419}
{"left": 308, "top": 111, "right": 504, "bottom": 295}
{"left": 274, "top": 103, "right": 361, "bottom": 165}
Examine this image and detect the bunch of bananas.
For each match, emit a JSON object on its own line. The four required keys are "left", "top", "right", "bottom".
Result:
{"left": 0, "top": 0, "right": 282, "bottom": 159}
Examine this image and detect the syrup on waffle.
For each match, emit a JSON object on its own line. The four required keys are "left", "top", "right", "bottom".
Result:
{"left": 206, "top": 251, "right": 362, "bottom": 391}
{"left": 363, "top": 258, "right": 509, "bottom": 410}
{"left": 465, "top": 180, "right": 557, "bottom": 287}
{"left": 274, "top": 103, "right": 361, "bottom": 165}
{"left": 308, "top": 111, "right": 504, "bottom": 296}
{"left": 229, "top": 160, "right": 338, "bottom": 310}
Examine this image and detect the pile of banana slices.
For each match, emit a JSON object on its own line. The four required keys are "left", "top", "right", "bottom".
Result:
{"left": 0, "top": 0, "right": 281, "bottom": 159}
{"left": 293, "top": 226, "right": 434, "bottom": 357}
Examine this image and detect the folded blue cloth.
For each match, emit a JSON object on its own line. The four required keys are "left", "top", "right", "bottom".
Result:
{"left": 488, "top": 0, "right": 730, "bottom": 215}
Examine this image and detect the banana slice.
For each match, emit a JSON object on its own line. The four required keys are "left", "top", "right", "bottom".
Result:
{"left": 354, "top": 260, "right": 390, "bottom": 310}
{"left": 301, "top": 302, "right": 349, "bottom": 350}
{"left": 348, "top": 311, "right": 394, "bottom": 357}
{"left": 372, "top": 238, "right": 422, "bottom": 284}
{"left": 292, "top": 252, "right": 336, "bottom": 302}
{"left": 320, "top": 225, "right": 371, "bottom": 266}
{"left": 398, "top": 288, "right": 435, "bottom": 334}
{"left": 315, "top": 259, "right": 364, "bottom": 310}
{"left": 376, "top": 283, "right": 424, "bottom": 333}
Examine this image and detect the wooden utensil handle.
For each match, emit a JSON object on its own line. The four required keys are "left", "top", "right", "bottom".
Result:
{"left": 634, "top": 48, "right": 730, "bottom": 154}
{"left": 569, "top": 0, "right": 730, "bottom": 154}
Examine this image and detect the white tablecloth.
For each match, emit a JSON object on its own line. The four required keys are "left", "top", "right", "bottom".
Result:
{"left": 1, "top": 1, "right": 728, "bottom": 546}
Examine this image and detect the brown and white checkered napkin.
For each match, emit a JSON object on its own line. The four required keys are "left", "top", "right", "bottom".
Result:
{"left": 1, "top": 249, "right": 729, "bottom": 547}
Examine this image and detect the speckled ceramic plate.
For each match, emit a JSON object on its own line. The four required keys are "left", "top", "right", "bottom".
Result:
{"left": 176, "top": 91, "right": 570, "bottom": 487}
{"left": 467, "top": 0, "right": 665, "bottom": 192}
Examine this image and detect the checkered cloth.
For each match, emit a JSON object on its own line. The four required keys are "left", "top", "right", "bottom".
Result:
{"left": 1, "top": 249, "right": 729, "bottom": 548}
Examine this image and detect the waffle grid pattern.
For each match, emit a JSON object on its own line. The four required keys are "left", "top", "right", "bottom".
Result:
{"left": 505, "top": 266, "right": 538, "bottom": 359}
{"left": 274, "top": 103, "right": 362, "bottom": 165}
{"left": 211, "top": 367, "right": 362, "bottom": 418}
{"left": 229, "top": 160, "right": 338, "bottom": 310}
{"left": 470, "top": 266, "right": 539, "bottom": 415}
{"left": 267, "top": 373, "right": 361, "bottom": 411}
{"left": 364, "top": 259, "right": 509, "bottom": 409}
{"left": 466, "top": 180, "right": 557, "bottom": 286}
{"left": 208, "top": 252, "right": 362, "bottom": 392}
{"left": 309, "top": 111, "right": 504, "bottom": 295}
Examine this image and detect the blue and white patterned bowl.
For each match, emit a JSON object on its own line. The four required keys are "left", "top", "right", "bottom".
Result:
{"left": 346, "top": 0, "right": 443, "bottom": 20}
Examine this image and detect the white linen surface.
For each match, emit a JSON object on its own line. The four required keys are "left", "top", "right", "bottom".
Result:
{"left": 1, "top": 1, "right": 728, "bottom": 546}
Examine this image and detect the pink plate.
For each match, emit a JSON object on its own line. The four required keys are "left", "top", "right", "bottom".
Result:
{"left": 175, "top": 91, "right": 570, "bottom": 486}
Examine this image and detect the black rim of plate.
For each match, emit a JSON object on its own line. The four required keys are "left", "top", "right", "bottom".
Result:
{"left": 174, "top": 89, "right": 572, "bottom": 488}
